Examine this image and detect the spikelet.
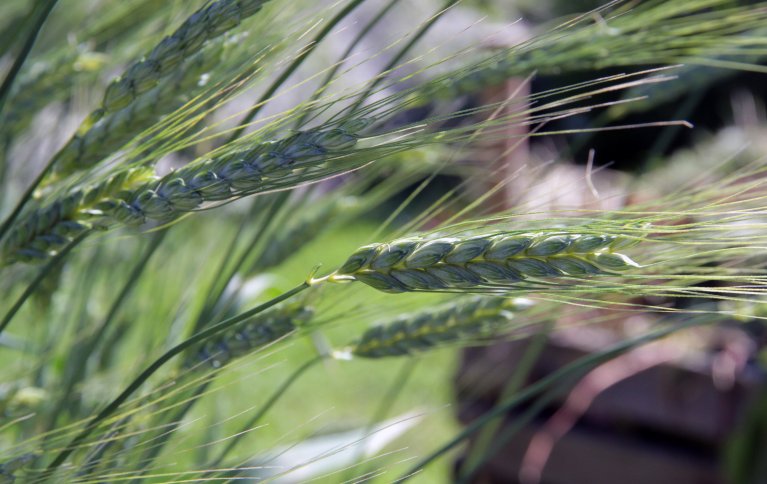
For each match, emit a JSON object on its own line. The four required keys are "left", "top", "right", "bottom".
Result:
{"left": 330, "top": 232, "right": 640, "bottom": 293}
{"left": 102, "top": 119, "right": 370, "bottom": 226}
{"left": 100, "top": 0, "right": 269, "bottom": 115}
{"left": 190, "top": 302, "right": 314, "bottom": 369}
{"left": 349, "top": 296, "right": 532, "bottom": 358}
{"left": 1, "top": 168, "right": 154, "bottom": 265}
{"left": 50, "top": 37, "right": 229, "bottom": 179}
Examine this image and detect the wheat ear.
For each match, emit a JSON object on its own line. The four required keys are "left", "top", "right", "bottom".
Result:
{"left": 100, "top": 0, "right": 269, "bottom": 115}
{"left": 328, "top": 232, "right": 640, "bottom": 293}
{"left": 101, "top": 119, "right": 371, "bottom": 226}
{"left": 1, "top": 168, "right": 153, "bottom": 264}
{"left": 189, "top": 302, "right": 314, "bottom": 369}
{"left": 348, "top": 296, "right": 532, "bottom": 358}
{"left": 5, "top": 118, "right": 371, "bottom": 264}
{"left": 47, "top": 0, "right": 271, "bottom": 180}
{"left": 50, "top": 38, "right": 229, "bottom": 180}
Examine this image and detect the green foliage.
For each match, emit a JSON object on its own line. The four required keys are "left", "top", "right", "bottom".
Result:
{"left": 0, "top": 0, "right": 766, "bottom": 482}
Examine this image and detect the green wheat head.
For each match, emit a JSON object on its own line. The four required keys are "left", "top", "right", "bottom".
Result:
{"left": 0, "top": 0, "right": 766, "bottom": 482}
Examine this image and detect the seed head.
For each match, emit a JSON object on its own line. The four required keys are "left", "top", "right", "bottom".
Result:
{"left": 331, "top": 232, "right": 640, "bottom": 293}
{"left": 350, "top": 296, "right": 532, "bottom": 358}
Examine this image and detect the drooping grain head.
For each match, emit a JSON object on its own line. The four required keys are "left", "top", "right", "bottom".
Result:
{"left": 6, "top": 116, "right": 373, "bottom": 266}
{"left": 101, "top": 0, "right": 271, "bottom": 115}
{"left": 102, "top": 120, "right": 370, "bottom": 226}
{"left": 1, "top": 168, "right": 155, "bottom": 265}
{"left": 330, "top": 232, "right": 641, "bottom": 293}
{"left": 190, "top": 304, "right": 314, "bottom": 369}
{"left": 350, "top": 296, "right": 532, "bottom": 358}
{"left": 51, "top": 37, "right": 229, "bottom": 180}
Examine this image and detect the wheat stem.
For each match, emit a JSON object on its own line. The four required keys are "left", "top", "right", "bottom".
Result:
{"left": 0, "top": 0, "right": 59, "bottom": 118}
{"left": 459, "top": 324, "right": 550, "bottom": 479}
{"left": 44, "top": 282, "right": 308, "bottom": 475}
{"left": 458, "top": 379, "right": 559, "bottom": 484}
{"left": 44, "top": 232, "right": 167, "bottom": 434}
{"left": 0, "top": 230, "right": 90, "bottom": 337}
{"left": 124, "top": 382, "right": 212, "bottom": 484}
{"left": 136, "top": 294, "right": 314, "bottom": 477}
{"left": 103, "top": 295, "right": 309, "bottom": 480}
{"left": 0, "top": 156, "right": 57, "bottom": 246}
{"left": 342, "top": 358, "right": 417, "bottom": 483}
{"left": 204, "top": 356, "right": 322, "bottom": 473}
{"left": 192, "top": 196, "right": 280, "bottom": 333}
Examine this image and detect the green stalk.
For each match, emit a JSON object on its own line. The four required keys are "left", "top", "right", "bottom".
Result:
{"left": 44, "top": 282, "right": 309, "bottom": 475}
{"left": 0, "top": 6, "right": 30, "bottom": 57}
{"left": 89, "top": 232, "right": 167, "bottom": 355}
{"left": 344, "top": 359, "right": 417, "bottom": 483}
{"left": 193, "top": 192, "right": 290, "bottom": 333}
{"left": 0, "top": 138, "right": 9, "bottom": 194}
{"left": 0, "top": 231, "right": 90, "bottom": 336}
{"left": 459, "top": 384, "right": 563, "bottom": 483}
{"left": 75, "top": 415, "right": 132, "bottom": 479}
{"left": 205, "top": 356, "right": 322, "bottom": 473}
{"left": 0, "top": 154, "right": 59, "bottom": 246}
{"left": 191, "top": 197, "right": 276, "bottom": 333}
{"left": 126, "top": 382, "right": 212, "bottom": 484}
{"left": 459, "top": 324, "right": 550, "bottom": 479}
{"left": 0, "top": 0, "right": 61, "bottom": 244}
{"left": 0, "top": 0, "right": 59, "bottom": 117}
{"left": 45, "top": 232, "right": 167, "bottom": 432}
{"left": 395, "top": 319, "right": 705, "bottom": 482}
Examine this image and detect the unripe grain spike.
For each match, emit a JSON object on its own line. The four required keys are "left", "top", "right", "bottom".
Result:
{"left": 189, "top": 302, "right": 314, "bottom": 369}
{"left": 101, "top": 119, "right": 373, "bottom": 226}
{"left": 1, "top": 168, "right": 154, "bottom": 265}
{"left": 101, "top": 0, "right": 270, "bottom": 115}
{"left": 349, "top": 296, "right": 532, "bottom": 358}
{"left": 330, "top": 231, "right": 641, "bottom": 293}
